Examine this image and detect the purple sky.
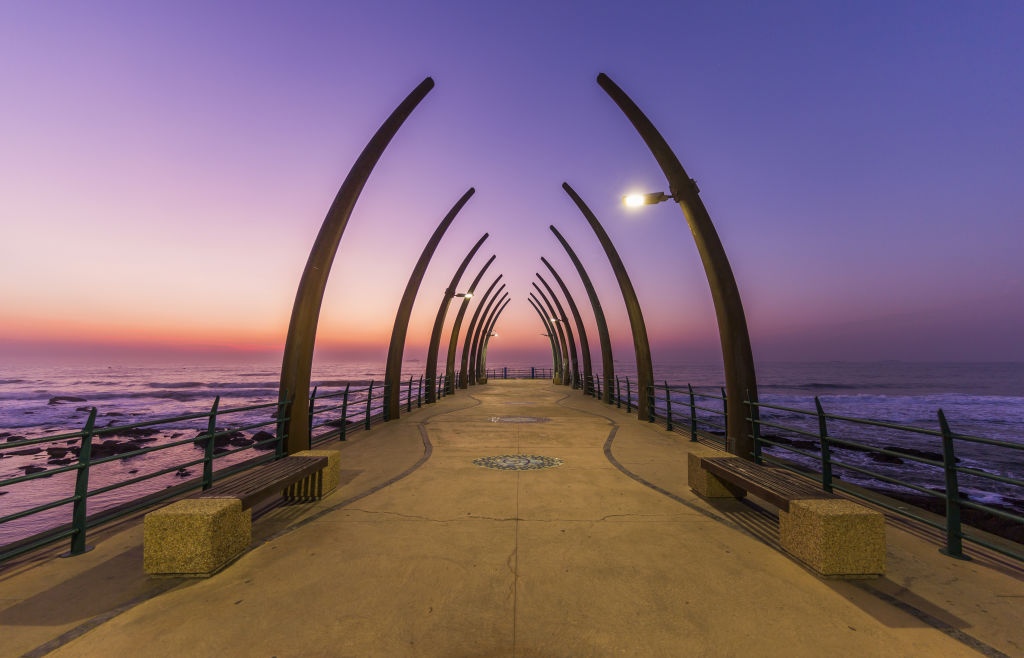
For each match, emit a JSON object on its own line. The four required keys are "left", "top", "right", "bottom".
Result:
{"left": 1, "top": 1, "right": 1022, "bottom": 369}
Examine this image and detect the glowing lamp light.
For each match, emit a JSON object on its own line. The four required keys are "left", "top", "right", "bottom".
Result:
{"left": 622, "top": 191, "right": 674, "bottom": 207}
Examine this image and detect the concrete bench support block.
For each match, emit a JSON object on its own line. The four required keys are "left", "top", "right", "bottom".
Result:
{"left": 688, "top": 445, "right": 746, "bottom": 499}
{"left": 284, "top": 449, "right": 340, "bottom": 501}
{"left": 780, "top": 499, "right": 886, "bottom": 577}
{"left": 143, "top": 498, "right": 251, "bottom": 577}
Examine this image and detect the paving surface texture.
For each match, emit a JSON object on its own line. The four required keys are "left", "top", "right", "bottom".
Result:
{"left": 2, "top": 380, "right": 1022, "bottom": 656}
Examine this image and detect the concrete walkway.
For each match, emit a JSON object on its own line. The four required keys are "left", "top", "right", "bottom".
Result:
{"left": 3, "top": 380, "right": 1022, "bottom": 656}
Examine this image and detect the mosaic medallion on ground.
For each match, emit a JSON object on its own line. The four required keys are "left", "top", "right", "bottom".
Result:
{"left": 489, "top": 416, "right": 550, "bottom": 423}
{"left": 472, "top": 454, "right": 564, "bottom": 470}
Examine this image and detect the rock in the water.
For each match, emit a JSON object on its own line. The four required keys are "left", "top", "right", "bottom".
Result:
{"left": 76, "top": 406, "right": 92, "bottom": 412}
{"left": 193, "top": 428, "right": 246, "bottom": 448}
{"left": 229, "top": 436, "right": 255, "bottom": 447}
{"left": 251, "top": 431, "right": 277, "bottom": 450}
{"left": 90, "top": 440, "right": 143, "bottom": 458}
{"left": 46, "top": 447, "right": 69, "bottom": 458}
{"left": 108, "top": 427, "right": 159, "bottom": 439}
{"left": 48, "top": 396, "right": 87, "bottom": 405}
{"left": 882, "top": 446, "right": 954, "bottom": 463}
{"left": 9, "top": 447, "right": 42, "bottom": 456}
{"left": 5, "top": 435, "right": 26, "bottom": 442}
{"left": 48, "top": 457, "right": 74, "bottom": 465}
{"left": 20, "top": 465, "right": 47, "bottom": 475}
{"left": 175, "top": 468, "right": 193, "bottom": 477}
{"left": 869, "top": 452, "right": 904, "bottom": 465}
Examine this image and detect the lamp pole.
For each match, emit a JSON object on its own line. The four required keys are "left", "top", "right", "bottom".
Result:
{"left": 528, "top": 297, "right": 560, "bottom": 378}
{"left": 460, "top": 275, "right": 502, "bottom": 388}
{"left": 597, "top": 72, "right": 758, "bottom": 458}
{"left": 562, "top": 182, "right": 653, "bottom": 420}
{"left": 537, "top": 273, "right": 579, "bottom": 388}
{"left": 532, "top": 283, "right": 570, "bottom": 386}
{"left": 280, "top": 77, "right": 434, "bottom": 454}
{"left": 424, "top": 234, "right": 488, "bottom": 403}
{"left": 541, "top": 257, "right": 591, "bottom": 394}
{"left": 550, "top": 225, "right": 614, "bottom": 404}
{"left": 445, "top": 255, "right": 496, "bottom": 395}
{"left": 384, "top": 188, "right": 475, "bottom": 420}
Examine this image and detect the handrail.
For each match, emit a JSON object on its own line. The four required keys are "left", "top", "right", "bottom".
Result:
{"left": 0, "top": 374, "right": 422, "bottom": 564}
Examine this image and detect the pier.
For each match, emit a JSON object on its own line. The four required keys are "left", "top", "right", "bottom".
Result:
{"left": 3, "top": 380, "right": 1021, "bottom": 656}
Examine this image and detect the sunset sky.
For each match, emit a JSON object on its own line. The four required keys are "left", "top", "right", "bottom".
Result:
{"left": 1, "top": 1, "right": 1022, "bottom": 370}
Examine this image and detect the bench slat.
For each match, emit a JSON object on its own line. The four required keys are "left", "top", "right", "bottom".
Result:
{"left": 701, "top": 457, "right": 835, "bottom": 512}
{"left": 197, "top": 456, "right": 328, "bottom": 509}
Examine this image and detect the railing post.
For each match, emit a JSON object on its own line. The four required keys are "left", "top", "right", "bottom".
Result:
{"left": 365, "top": 380, "right": 374, "bottom": 430}
{"left": 66, "top": 407, "right": 97, "bottom": 556}
{"left": 275, "top": 390, "right": 289, "bottom": 457}
{"left": 721, "top": 386, "right": 728, "bottom": 437}
{"left": 417, "top": 375, "right": 423, "bottom": 407}
{"left": 308, "top": 385, "right": 318, "bottom": 439}
{"left": 407, "top": 376, "right": 413, "bottom": 412}
{"left": 938, "top": 409, "right": 970, "bottom": 560}
{"left": 647, "top": 383, "right": 655, "bottom": 422}
{"left": 626, "top": 377, "right": 632, "bottom": 413}
{"left": 616, "top": 376, "right": 622, "bottom": 408}
{"left": 814, "top": 397, "right": 832, "bottom": 493}
{"left": 504, "top": 366, "right": 508, "bottom": 379}
{"left": 203, "top": 396, "right": 220, "bottom": 491}
{"left": 664, "top": 381, "right": 672, "bottom": 431}
{"left": 340, "top": 384, "right": 350, "bottom": 441}
{"left": 531, "top": 366, "right": 535, "bottom": 379}
{"left": 747, "top": 389, "right": 761, "bottom": 464}
{"left": 596, "top": 375, "right": 601, "bottom": 401}
{"left": 688, "top": 384, "right": 697, "bottom": 441}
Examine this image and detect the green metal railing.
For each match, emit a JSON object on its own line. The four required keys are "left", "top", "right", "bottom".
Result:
{"left": 644, "top": 382, "right": 1023, "bottom": 563}
{"left": 484, "top": 367, "right": 554, "bottom": 380}
{"left": 0, "top": 375, "right": 425, "bottom": 565}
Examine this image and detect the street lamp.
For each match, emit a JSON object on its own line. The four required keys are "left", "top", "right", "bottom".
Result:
{"left": 623, "top": 191, "right": 674, "bottom": 207}
{"left": 454, "top": 292, "right": 474, "bottom": 298}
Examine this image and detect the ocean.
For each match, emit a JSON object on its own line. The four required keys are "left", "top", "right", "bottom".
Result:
{"left": 1, "top": 360, "right": 1022, "bottom": 547}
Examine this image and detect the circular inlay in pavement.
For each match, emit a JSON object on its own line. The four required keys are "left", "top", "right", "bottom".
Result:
{"left": 472, "top": 454, "right": 563, "bottom": 470}
{"left": 489, "top": 416, "right": 550, "bottom": 423}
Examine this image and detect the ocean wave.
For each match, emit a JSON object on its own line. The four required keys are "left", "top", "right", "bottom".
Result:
{"left": 0, "top": 379, "right": 26, "bottom": 385}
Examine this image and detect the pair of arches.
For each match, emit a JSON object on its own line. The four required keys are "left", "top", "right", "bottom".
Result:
{"left": 277, "top": 73, "right": 757, "bottom": 460}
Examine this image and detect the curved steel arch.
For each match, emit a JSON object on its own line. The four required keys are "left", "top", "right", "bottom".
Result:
{"left": 459, "top": 275, "right": 502, "bottom": 388}
{"left": 384, "top": 188, "right": 475, "bottom": 420}
{"left": 445, "top": 254, "right": 496, "bottom": 394}
{"left": 529, "top": 292, "right": 563, "bottom": 384}
{"left": 537, "top": 273, "right": 579, "bottom": 388}
{"left": 531, "top": 283, "right": 569, "bottom": 386}
{"left": 550, "top": 225, "right": 614, "bottom": 403}
{"left": 473, "top": 291, "right": 508, "bottom": 383}
{"left": 563, "top": 182, "right": 653, "bottom": 419}
{"left": 469, "top": 285, "right": 506, "bottom": 385}
{"left": 528, "top": 297, "right": 560, "bottom": 377}
{"left": 280, "top": 77, "right": 434, "bottom": 454}
{"left": 541, "top": 257, "right": 592, "bottom": 394}
{"left": 478, "top": 298, "right": 510, "bottom": 382}
{"left": 424, "top": 233, "right": 488, "bottom": 403}
{"left": 597, "top": 72, "right": 758, "bottom": 457}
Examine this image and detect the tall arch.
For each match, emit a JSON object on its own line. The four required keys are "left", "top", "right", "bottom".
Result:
{"left": 384, "top": 188, "right": 475, "bottom": 420}
{"left": 550, "top": 225, "right": 614, "bottom": 403}
{"left": 537, "top": 273, "right": 579, "bottom": 388}
{"left": 424, "top": 234, "right": 488, "bottom": 403}
{"left": 460, "top": 275, "right": 502, "bottom": 388}
{"left": 597, "top": 73, "right": 758, "bottom": 457}
{"left": 542, "top": 257, "right": 592, "bottom": 394}
{"left": 469, "top": 285, "right": 506, "bottom": 385}
{"left": 563, "top": 182, "right": 653, "bottom": 419}
{"left": 528, "top": 297, "right": 560, "bottom": 378}
{"left": 478, "top": 298, "right": 510, "bottom": 383}
{"left": 445, "top": 255, "right": 496, "bottom": 394}
{"left": 473, "top": 290, "right": 508, "bottom": 383}
{"left": 280, "top": 77, "right": 434, "bottom": 454}
{"left": 532, "top": 283, "right": 570, "bottom": 386}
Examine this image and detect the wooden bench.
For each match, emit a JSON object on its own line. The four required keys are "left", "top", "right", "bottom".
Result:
{"left": 143, "top": 449, "right": 340, "bottom": 577}
{"left": 689, "top": 448, "right": 885, "bottom": 577}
